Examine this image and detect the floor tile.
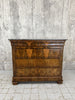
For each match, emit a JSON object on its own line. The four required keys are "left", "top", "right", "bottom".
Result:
{"left": 68, "top": 87, "right": 75, "bottom": 94}
{"left": 1, "top": 88, "right": 9, "bottom": 94}
{"left": 13, "top": 94, "right": 23, "bottom": 100}
{"left": 71, "top": 94, "right": 75, "bottom": 99}
{"left": 4, "top": 94, "right": 14, "bottom": 100}
{"left": 31, "top": 89, "right": 39, "bottom": 94}
{"left": 0, "top": 94, "right": 6, "bottom": 100}
{"left": 24, "top": 89, "right": 31, "bottom": 94}
{"left": 31, "top": 94, "right": 39, "bottom": 100}
{"left": 62, "top": 94, "right": 72, "bottom": 99}
{"left": 23, "top": 94, "right": 31, "bottom": 100}
{"left": 39, "top": 93, "right": 48, "bottom": 100}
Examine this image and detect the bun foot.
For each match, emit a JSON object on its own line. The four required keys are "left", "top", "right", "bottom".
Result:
{"left": 57, "top": 80, "right": 63, "bottom": 84}
{"left": 12, "top": 82, "right": 18, "bottom": 85}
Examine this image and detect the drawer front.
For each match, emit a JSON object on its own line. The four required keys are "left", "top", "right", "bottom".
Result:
{"left": 15, "top": 48, "right": 60, "bottom": 59}
{"left": 15, "top": 59, "right": 60, "bottom": 68}
{"left": 15, "top": 68, "right": 38, "bottom": 77}
{"left": 38, "top": 68, "right": 61, "bottom": 77}
{"left": 15, "top": 68, "right": 61, "bottom": 77}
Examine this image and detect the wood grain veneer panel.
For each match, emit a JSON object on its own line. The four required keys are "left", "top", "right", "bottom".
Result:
{"left": 15, "top": 59, "right": 60, "bottom": 68}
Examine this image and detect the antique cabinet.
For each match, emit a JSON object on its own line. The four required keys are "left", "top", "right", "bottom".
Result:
{"left": 9, "top": 39, "right": 66, "bottom": 85}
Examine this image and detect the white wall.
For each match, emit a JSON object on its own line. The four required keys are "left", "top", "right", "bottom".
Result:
{"left": 0, "top": 0, "right": 75, "bottom": 70}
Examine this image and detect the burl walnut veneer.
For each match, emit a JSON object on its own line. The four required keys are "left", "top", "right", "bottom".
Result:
{"left": 9, "top": 39, "right": 66, "bottom": 85}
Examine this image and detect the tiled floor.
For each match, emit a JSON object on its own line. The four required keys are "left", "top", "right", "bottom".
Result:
{"left": 0, "top": 70, "right": 75, "bottom": 100}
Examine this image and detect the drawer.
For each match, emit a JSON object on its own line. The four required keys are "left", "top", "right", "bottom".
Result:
{"left": 38, "top": 68, "right": 61, "bottom": 77}
{"left": 36, "top": 59, "right": 60, "bottom": 67}
{"left": 15, "top": 68, "right": 38, "bottom": 77}
{"left": 15, "top": 48, "right": 60, "bottom": 59}
{"left": 44, "top": 49, "right": 60, "bottom": 58}
{"left": 15, "top": 68, "right": 61, "bottom": 77}
{"left": 15, "top": 59, "right": 60, "bottom": 68}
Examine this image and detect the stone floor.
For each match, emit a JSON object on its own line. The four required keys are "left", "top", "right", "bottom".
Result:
{"left": 0, "top": 70, "right": 75, "bottom": 100}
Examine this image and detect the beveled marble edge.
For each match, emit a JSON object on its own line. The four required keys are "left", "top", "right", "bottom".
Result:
{"left": 8, "top": 39, "right": 67, "bottom": 41}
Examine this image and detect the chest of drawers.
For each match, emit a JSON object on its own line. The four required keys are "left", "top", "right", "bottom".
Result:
{"left": 9, "top": 39, "right": 66, "bottom": 85}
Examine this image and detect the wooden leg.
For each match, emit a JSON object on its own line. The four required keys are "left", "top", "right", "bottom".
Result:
{"left": 12, "top": 82, "right": 18, "bottom": 85}
{"left": 57, "top": 80, "right": 63, "bottom": 84}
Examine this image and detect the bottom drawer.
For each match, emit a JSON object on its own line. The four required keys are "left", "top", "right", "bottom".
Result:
{"left": 15, "top": 68, "right": 61, "bottom": 77}
{"left": 38, "top": 68, "right": 61, "bottom": 77}
{"left": 15, "top": 68, "right": 38, "bottom": 77}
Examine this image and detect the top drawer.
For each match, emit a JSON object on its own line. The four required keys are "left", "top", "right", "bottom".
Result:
{"left": 15, "top": 48, "right": 61, "bottom": 59}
